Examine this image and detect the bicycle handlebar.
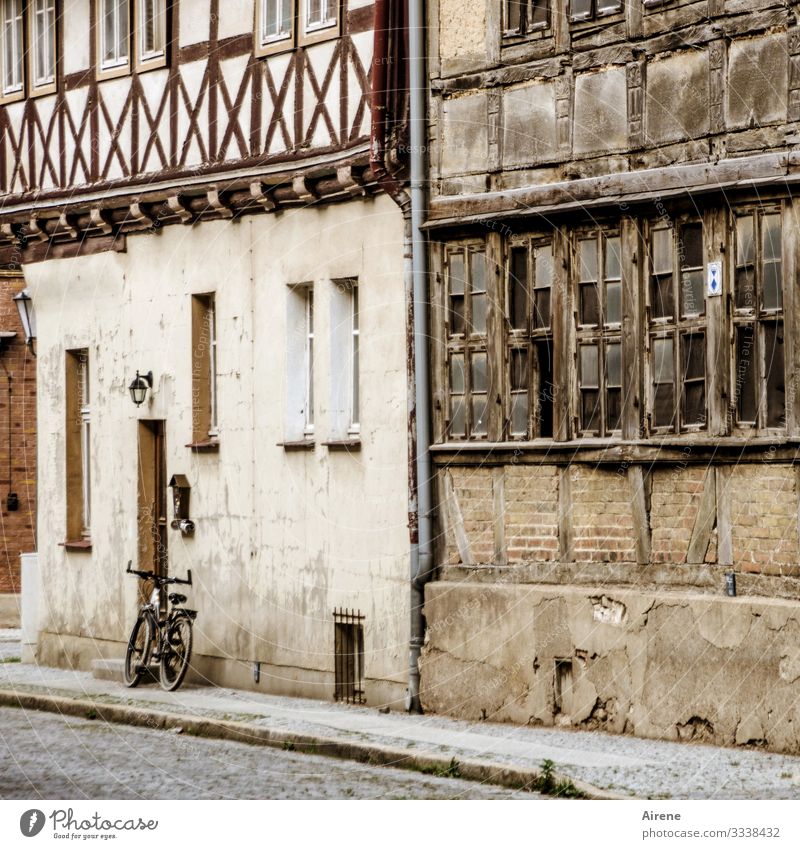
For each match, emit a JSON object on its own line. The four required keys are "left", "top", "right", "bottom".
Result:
{"left": 126, "top": 561, "right": 192, "bottom": 586}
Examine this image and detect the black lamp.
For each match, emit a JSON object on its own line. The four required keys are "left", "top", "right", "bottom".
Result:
{"left": 12, "top": 289, "right": 35, "bottom": 356}
{"left": 128, "top": 370, "right": 153, "bottom": 406}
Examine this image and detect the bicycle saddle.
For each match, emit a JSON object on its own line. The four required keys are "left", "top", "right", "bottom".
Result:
{"left": 168, "top": 592, "right": 187, "bottom": 605}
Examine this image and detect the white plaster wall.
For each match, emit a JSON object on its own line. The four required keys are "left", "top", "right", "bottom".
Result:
{"left": 26, "top": 194, "right": 409, "bottom": 701}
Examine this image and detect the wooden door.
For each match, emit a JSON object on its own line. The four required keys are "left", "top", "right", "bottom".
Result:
{"left": 137, "top": 420, "right": 168, "bottom": 580}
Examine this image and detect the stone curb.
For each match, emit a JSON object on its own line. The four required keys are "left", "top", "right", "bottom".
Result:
{"left": 0, "top": 688, "right": 628, "bottom": 800}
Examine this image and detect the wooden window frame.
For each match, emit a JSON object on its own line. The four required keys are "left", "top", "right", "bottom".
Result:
{"left": 133, "top": 0, "right": 168, "bottom": 73}
{"left": 66, "top": 348, "right": 91, "bottom": 545}
{"left": 569, "top": 0, "right": 624, "bottom": 24}
{"left": 0, "top": 0, "right": 25, "bottom": 104}
{"left": 96, "top": 0, "right": 131, "bottom": 80}
{"left": 573, "top": 229, "right": 623, "bottom": 439}
{"left": 190, "top": 293, "right": 220, "bottom": 450}
{"left": 502, "top": 0, "right": 552, "bottom": 42}
{"left": 505, "top": 235, "right": 556, "bottom": 441}
{"left": 445, "top": 243, "right": 490, "bottom": 441}
{"left": 731, "top": 204, "right": 787, "bottom": 435}
{"left": 645, "top": 217, "right": 708, "bottom": 435}
{"left": 298, "top": 0, "right": 341, "bottom": 48}
{"left": 27, "top": 0, "right": 57, "bottom": 98}
{"left": 255, "top": 0, "right": 297, "bottom": 57}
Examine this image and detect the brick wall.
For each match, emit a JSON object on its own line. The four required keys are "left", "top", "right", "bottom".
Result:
{"left": 504, "top": 465, "right": 558, "bottom": 562}
{"left": 442, "top": 466, "right": 494, "bottom": 565}
{"left": 729, "top": 465, "right": 799, "bottom": 574}
{"left": 569, "top": 467, "right": 636, "bottom": 563}
{"left": 650, "top": 467, "right": 707, "bottom": 564}
{"left": 0, "top": 276, "right": 36, "bottom": 595}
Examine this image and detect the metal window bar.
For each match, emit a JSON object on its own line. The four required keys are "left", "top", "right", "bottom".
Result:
{"left": 333, "top": 608, "right": 365, "bottom": 704}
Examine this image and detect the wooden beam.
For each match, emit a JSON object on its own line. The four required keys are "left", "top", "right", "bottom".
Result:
{"left": 686, "top": 468, "right": 717, "bottom": 565}
{"left": 558, "top": 466, "right": 575, "bottom": 561}
{"left": 629, "top": 465, "right": 651, "bottom": 566}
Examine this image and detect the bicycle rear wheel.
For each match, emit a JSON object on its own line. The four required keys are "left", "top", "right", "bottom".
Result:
{"left": 159, "top": 614, "right": 193, "bottom": 692}
{"left": 124, "top": 612, "right": 153, "bottom": 687}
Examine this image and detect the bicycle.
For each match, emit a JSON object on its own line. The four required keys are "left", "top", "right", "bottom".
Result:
{"left": 124, "top": 561, "right": 197, "bottom": 692}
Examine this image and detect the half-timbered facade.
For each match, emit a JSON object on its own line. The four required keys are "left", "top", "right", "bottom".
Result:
{"left": 420, "top": 0, "right": 800, "bottom": 752}
{"left": 6, "top": 0, "right": 413, "bottom": 705}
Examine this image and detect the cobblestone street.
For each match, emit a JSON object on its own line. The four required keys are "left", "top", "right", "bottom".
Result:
{"left": 0, "top": 707, "right": 541, "bottom": 800}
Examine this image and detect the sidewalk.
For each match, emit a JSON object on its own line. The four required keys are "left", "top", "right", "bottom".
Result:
{"left": 2, "top": 632, "right": 800, "bottom": 799}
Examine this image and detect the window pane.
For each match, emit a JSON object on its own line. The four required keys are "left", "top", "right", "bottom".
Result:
{"left": 118, "top": 0, "right": 130, "bottom": 60}
{"left": 580, "top": 344, "right": 599, "bottom": 389}
{"left": 581, "top": 391, "right": 600, "bottom": 432}
{"left": 683, "top": 381, "right": 705, "bottom": 426}
{"left": 597, "top": 0, "right": 621, "bottom": 11}
{"left": 531, "top": 0, "right": 548, "bottom": 26}
{"left": 735, "top": 265, "right": 755, "bottom": 311}
{"left": 450, "top": 396, "right": 466, "bottom": 438}
{"left": 449, "top": 252, "right": 465, "bottom": 295}
{"left": 653, "top": 337, "right": 674, "bottom": 385}
{"left": 471, "top": 294, "right": 487, "bottom": 336}
{"left": 570, "top": 0, "right": 592, "bottom": 18}
{"left": 735, "top": 325, "right": 757, "bottom": 424}
{"left": 682, "top": 333, "right": 705, "bottom": 381}
{"left": 534, "top": 288, "right": 551, "bottom": 331}
{"left": 509, "top": 246, "right": 528, "bottom": 330}
{"left": 511, "top": 349, "right": 528, "bottom": 392}
{"left": 450, "top": 354, "right": 465, "bottom": 394}
{"left": 606, "top": 342, "right": 621, "bottom": 387}
{"left": 449, "top": 295, "right": 465, "bottom": 336}
{"left": 511, "top": 393, "right": 529, "bottom": 437}
{"left": 580, "top": 282, "right": 599, "bottom": 326}
{"left": 533, "top": 244, "right": 553, "bottom": 330}
{"left": 763, "top": 262, "right": 782, "bottom": 311}
{"left": 535, "top": 340, "right": 554, "bottom": 439}
{"left": 680, "top": 223, "right": 703, "bottom": 269}
{"left": 652, "top": 228, "right": 672, "bottom": 275}
{"left": 606, "top": 390, "right": 621, "bottom": 432}
{"left": 506, "top": 0, "right": 522, "bottom": 30}
{"left": 653, "top": 384, "right": 675, "bottom": 429}
{"left": 764, "top": 322, "right": 785, "bottom": 429}
{"left": 762, "top": 214, "right": 782, "bottom": 310}
{"left": 471, "top": 396, "right": 488, "bottom": 437}
{"left": 605, "top": 281, "right": 621, "bottom": 325}
{"left": 471, "top": 352, "right": 488, "bottom": 393}
{"left": 605, "top": 236, "right": 621, "bottom": 281}
{"left": 763, "top": 214, "right": 781, "bottom": 262}
{"left": 103, "top": 0, "right": 116, "bottom": 62}
{"left": 579, "top": 238, "right": 598, "bottom": 282}
{"left": 736, "top": 214, "right": 754, "bottom": 267}
{"left": 470, "top": 251, "right": 486, "bottom": 294}
{"left": 681, "top": 270, "right": 704, "bottom": 318}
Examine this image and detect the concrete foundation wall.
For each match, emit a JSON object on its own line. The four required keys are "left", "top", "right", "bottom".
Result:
{"left": 421, "top": 581, "right": 800, "bottom": 753}
{"left": 25, "top": 194, "right": 410, "bottom": 706}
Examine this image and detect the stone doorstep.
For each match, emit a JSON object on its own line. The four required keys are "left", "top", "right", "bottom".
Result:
{"left": 91, "top": 658, "right": 206, "bottom": 687}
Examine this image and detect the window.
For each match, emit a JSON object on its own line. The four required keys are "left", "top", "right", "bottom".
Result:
{"left": 570, "top": 0, "right": 623, "bottom": 22}
{"left": 350, "top": 285, "right": 359, "bottom": 433}
{"left": 504, "top": 0, "right": 550, "bottom": 35}
{"left": 305, "top": 287, "right": 314, "bottom": 436}
{"left": 647, "top": 221, "right": 707, "bottom": 432}
{"left": 66, "top": 349, "right": 91, "bottom": 542}
{"left": 306, "top": 0, "right": 336, "bottom": 31}
{"left": 732, "top": 208, "right": 785, "bottom": 430}
{"left": 506, "top": 238, "right": 555, "bottom": 439}
{"left": 285, "top": 284, "right": 315, "bottom": 445}
{"left": 575, "top": 232, "right": 622, "bottom": 437}
{"left": 191, "top": 294, "right": 218, "bottom": 446}
{"left": 257, "top": 0, "right": 294, "bottom": 51}
{"left": 135, "top": 0, "right": 166, "bottom": 69}
{"left": 0, "top": 0, "right": 23, "bottom": 100}
{"left": 328, "top": 279, "right": 360, "bottom": 441}
{"left": 100, "top": 0, "right": 130, "bottom": 73}
{"left": 30, "top": 0, "right": 56, "bottom": 92}
{"left": 446, "top": 245, "right": 489, "bottom": 440}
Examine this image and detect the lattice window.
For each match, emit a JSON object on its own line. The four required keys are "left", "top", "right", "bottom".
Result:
{"left": 732, "top": 207, "right": 786, "bottom": 431}
{"left": 333, "top": 609, "right": 365, "bottom": 705}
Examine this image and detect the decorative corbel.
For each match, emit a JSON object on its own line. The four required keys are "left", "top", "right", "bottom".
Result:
{"left": 25, "top": 217, "right": 49, "bottom": 242}
{"left": 292, "top": 175, "right": 317, "bottom": 203}
{"left": 124, "top": 201, "right": 155, "bottom": 230}
{"left": 52, "top": 212, "right": 78, "bottom": 241}
{"left": 337, "top": 166, "right": 366, "bottom": 197}
{"left": 206, "top": 187, "right": 234, "bottom": 219}
{"left": 249, "top": 181, "right": 276, "bottom": 211}
{"left": 167, "top": 194, "right": 193, "bottom": 224}
{"left": 89, "top": 208, "right": 114, "bottom": 236}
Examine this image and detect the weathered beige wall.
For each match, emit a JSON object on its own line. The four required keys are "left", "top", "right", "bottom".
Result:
{"left": 26, "top": 194, "right": 410, "bottom": 705}
{"left": 421, "top": 581, "right": 800, "bottom": 753}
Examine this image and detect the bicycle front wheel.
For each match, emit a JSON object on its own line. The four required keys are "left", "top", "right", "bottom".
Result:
{"left": 124, "top": 612, "right": 153, "bottom": 688}
{"left": 159, "top": 614, "right": 193, "bottom": 692}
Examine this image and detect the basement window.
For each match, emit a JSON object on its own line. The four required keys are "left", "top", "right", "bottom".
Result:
{"left": 333, "top": 609, "right": 365, "bottom": 705}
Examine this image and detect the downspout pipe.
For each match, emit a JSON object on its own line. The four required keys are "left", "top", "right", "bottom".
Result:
{"left": 370, "top": 0, "right": 432, "bottom": 713}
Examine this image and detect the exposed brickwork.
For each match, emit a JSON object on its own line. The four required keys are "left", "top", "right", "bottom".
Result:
{"left": 729, "top": 465, "right": 799, "bottom": 575}
{"left": 444, "top": 467, "right": 494, "bottom": 565}
{"left": 503, "top": 465, "right": 558, "bottom": 562}
{"left": 0, "top": 276, "right": 36, "bottom": 595}
{"left": 650, "top": 467, "right": 707, "bottom": 565}
{"left": 569, "top": 467, "right": 636, "bottom": 563}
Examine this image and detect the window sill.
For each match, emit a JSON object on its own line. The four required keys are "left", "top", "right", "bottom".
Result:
{"left": 186, "top": 439, "right": 220, "bottom": 453}
{"left": 278, "top": 439, "right": 315, "bottom": 451}
{"left": 323, "top": 439, "right": 362, "bottom": 452}
{"left": 60, "top": 539, "right": 92, "bottom": 552}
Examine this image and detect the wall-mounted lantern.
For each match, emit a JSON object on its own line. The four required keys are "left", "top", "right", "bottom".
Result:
{"left": 169, "top": 474, "right": 194, "bottom": 535}
{"left": 12, "top": 289, "right": 35, "bottom": 356}
{"left": 128, "top": 370, "right": 153, "bottom": 406}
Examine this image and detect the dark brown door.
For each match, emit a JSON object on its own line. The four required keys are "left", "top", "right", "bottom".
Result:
{"left": 137, "top": 420, "right": 168, "bottom": 579}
